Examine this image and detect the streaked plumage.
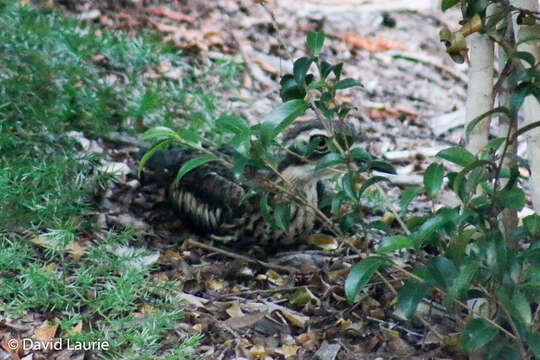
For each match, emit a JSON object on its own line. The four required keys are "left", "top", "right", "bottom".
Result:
{"left": 141, "top": 120, "right": 359, "bottom": 244}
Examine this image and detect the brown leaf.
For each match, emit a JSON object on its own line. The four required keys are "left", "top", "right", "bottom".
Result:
{"left": 148, "top": 7, "right": 194, "bottom": 22}
{"left": 223, "top": 311, "right": 267, "bottom": 329}
{"left": 307, "top": 233, "right": 338, "bottom": 250}
{"left": 69, "top": 321, "right": 83, "bottom": 334}
{"left": 345, "top": 32, "right": 408, "bottom": 52}
{"left": 2, "top": 337, "right": 24, "bottom": 356}
{"left": 35, "top": 324, "right": 58, "bottom": 342}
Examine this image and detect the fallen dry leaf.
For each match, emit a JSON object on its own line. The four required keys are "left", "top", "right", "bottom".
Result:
{"left": 307, "top": 233, "right": 338, "bottom": 250}
{"left": 69, "top": 321, "right": 83, "bottom": 334}
{"left": 345, "top": 32, "right": 408, "bottom": 52}
{"left": 147, "top": 6, "right": 194, "bottom": 22}
{"left": 35, "top": 324, "right": 58, "bottom": 342}
{"left": 2, "top": 337, "right": 24, "bottom": 356}
{"left": 223, "top": 312, "right": 267, "bottom": 329}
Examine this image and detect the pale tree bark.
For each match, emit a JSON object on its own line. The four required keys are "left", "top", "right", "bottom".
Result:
{"left": 511, "top": 0, "right": 540, "bottom": 214}
{"left": 465, "top": 32, "right": 495, "bottom": 154}
{"left": 497, "top": 21, "right": 519, "bottom": 243}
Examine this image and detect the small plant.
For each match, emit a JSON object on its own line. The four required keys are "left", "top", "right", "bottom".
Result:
{"left": 346, "top": 0, "right": 540, "bottom": 356}
{"left": 140, "top": 31, "right": 395, "bottom": 240}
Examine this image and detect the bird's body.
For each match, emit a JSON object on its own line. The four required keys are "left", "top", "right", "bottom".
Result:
{"left": 141, "top": 120, "right": 358, "bottom": 245}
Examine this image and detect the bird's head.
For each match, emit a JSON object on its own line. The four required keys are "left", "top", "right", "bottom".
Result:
{"left": 277, "top": 120, "right": 360, "bottom": 186}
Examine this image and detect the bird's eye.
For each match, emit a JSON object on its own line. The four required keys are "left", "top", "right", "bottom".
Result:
{"left": 309, "top": 135, "right": 328, "bottom": 153}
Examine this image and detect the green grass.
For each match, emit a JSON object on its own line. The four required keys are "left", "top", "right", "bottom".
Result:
{"left": 0, "top": 0, "right": 243, "bottom": 357}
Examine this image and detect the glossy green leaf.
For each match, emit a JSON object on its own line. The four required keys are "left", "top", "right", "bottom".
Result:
{"left": 426, "top": 256, "right": 458, "bottom": 290}
{"left": 306, "top": 31, "right": 325, "bottom": 57}
{"left": 399, "top": 187, "right": 423, "bottom": 215}
{"left": 484, "top": 137, "right": 505, "bottom": 151}
{"left": 368, "top": 160, "right": 396, "bottom": 174}
{"left": 335, "top": 78, "right": 363, "bottom": 90}
{"left": 215, "top": 115, "right": 249, "bottom": 135}
{"left": 315, "top": 152, "right": 343, "bottom": 171}
{"left": 509, "top": 51, "right": 536, "bottom": 67}
{"left": 293, "top": 57, "right": 313, "bottom": 86}
{"left": 465, "top": 107, "right": 511, "bottom": 140}
{"left": 496, "top": 286, "right": 532, "bottom": 326}
{"left": 424, "top": 163, "right": 445, "bottom": 198}
{"left": 396, "top": 280, "right": 431, "bottom": 319}
{"left": 524, "top": 215, "right": 540, "bottom": 236}
{"left": 437, "top": 146, "right": 475, "bottom": 167}
{"left": 510, "top": 82, "right": 538, "bottom": 115}
{"left": 412, "top": 215, "right": 449, "bottom": 248}
{"left": 259, "top": 99, "right": 309, "bottom": 145}
{"left": 345, "top": 257, "right": 391, "bottom": 302}
{"left": 175, "top": 154, "right": 219, "bottom": 182}
{"left": 274, "top": 202, "right": 291, "bottom": 232}
{"left": 527, "top": 333, "right": 540, "bottom": 358}
{"left": 357, "top": 176, "right": 391, "bottom": 199}
{"left": 441, "top": 0, "right": 459, "bottom": 10}
{"left": 308, "top": 80, "right": 326, "bottom": 90}
{"left": 452, "top": 160, "right": 490, "bottom": 195}
{"left": 447, "top": 262, "right": 479, "bottom": 302}
{"left": 461, "top": 319, "right": 498, "bottom": 351}
{"left": 495, "top": 188, "right": 526, "bottom": 210}
{"left": 137, "top": 139, "right": 171, "bottom": 177}
{"left": 348, "top": 147, "right": 372, "bottom": 162}
{"left": 140, "top": 126, "right": 180, "bottom": 142}
{"left": 376, "top": 235, "right": 413, "bottom": 254}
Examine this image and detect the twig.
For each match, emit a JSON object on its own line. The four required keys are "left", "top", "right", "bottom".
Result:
{"left": 186, "top": 238, "right": 295, "bottom": 273}
{"left": 219, "top": 285, "right": 314, "bottom": 298}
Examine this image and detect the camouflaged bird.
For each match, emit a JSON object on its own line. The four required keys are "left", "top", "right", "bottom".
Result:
{"left": 141, "top": 120, "right": 360, "bottom": 245}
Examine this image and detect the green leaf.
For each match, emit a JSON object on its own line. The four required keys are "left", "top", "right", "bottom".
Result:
{"left": 496, "top": 286, "right": 532, "bottom": 326}
{"left": 215, "top": 115, "right": 249, "bottom": 135}
{"left": 424, "top": 163, "right": 445, "bottom": 198}
{"left": 465, "top": 107, "right": 511, "bottom": 140}
{"left": 426, "top": 256, "right": 457, "bottom": 289}
{"left": 461, "top": 319, "right": 498, "bottom": 351}
{"left": 527, "top": 333, "right": 540, "bottom": 358}
{"left": 509, "top": 51, "right": 536, "bottom": 67}
{"left": 447, "top": 262, "right": 479, "bottom": 303}
{"left": 396, "top": 280, "right": 431, "bottom": 319}
{"left": 348, "top": 147, "right": 373, "bottom": 162}
{"left": 452, "top": 160, "right": 490, "bottom": 195}
{"left": 335, "top": 78, "right": 363, "bottom": 90}
{"left": 308, "top": 80, "right": 326, "bottom": 90}
{"left": 259, "top": 99, "right": 309, "bottom": 145}
{"left": 341, "top": 173, "right": 357, "bottom": 200}
{"left": 320, "top": 61, "right": 343, "bottom": 80}
{"left": 484, "top": 137, "right": 506, "bottom": 151}
{"left": 137, "top": 139, "right": 171, "bottom": 177}
{"left": 357, "top": 176, "right": 391, "bottom": 198}
{"left": 293, "top": 57, "right": 313, "bottom": 86}
{"left": 175, "top": 154, "right": 219, "bottom": 182}
{"left": 306, "top": 31, "right": 325, "bottom": 57}
{"left": 495, "top": 188, "right": 526, "bottom": 210}
{"left": 368, "top": 160, "right": 396, "bottom": 174}
{"left": 524, "top": 215, "right": 540, "bottom": 236}
{"left": 376, "top": 235, "right": 413, "bottom": 254}
{"left": 437, "top": 146, "right": 475, "bottom": 167}
{"left": 412, "top": 215, "right": 449, "bottom": 248}
{"left": 140, "top": 126, "right": 180, "bottom": 142}
{"left": 510, "top": 82, "right": 538, "bottom": 115}
{"left": 441, "top": 0, "right": 459, "bottom": 11}
{"left": 274, "top": 202, "right": 291, "bottom": 232}
{"left": 315, "top": 152, "right": 343, "bottom": 171}
{"left": 399, "top": 187, "right": 423, "bottom": 215}
{"left": 177, "top": 128, "right": 201, "bottom": 144}
{"left": 345, "top": 257, "right": 391, "bottom": 302}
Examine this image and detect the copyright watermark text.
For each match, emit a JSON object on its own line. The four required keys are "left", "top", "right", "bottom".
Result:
{"left": 7, "top": 338, "right": 110, "bottom": 352}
